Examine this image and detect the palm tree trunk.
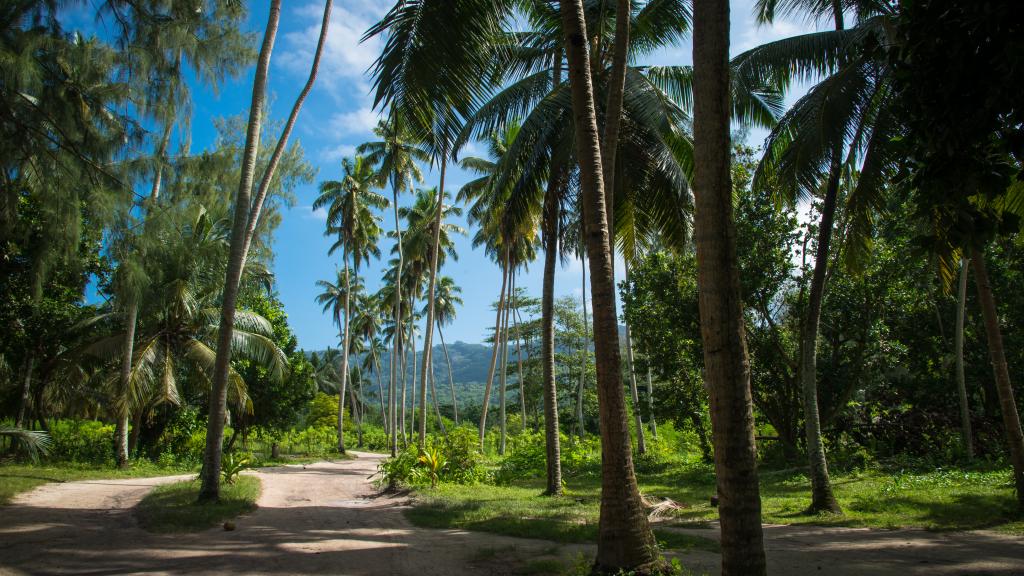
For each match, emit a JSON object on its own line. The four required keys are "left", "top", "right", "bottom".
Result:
{"left": 970, "top": 248, "right": 1024, "bottom": 507}
{"left": 391, "top": 177, "right": 405, "bottom": 455}
{"left": 128, "top": 408, "right": 144, "bottom": 456}
{"left": 374, "top": 350, "right": 388, "bottom": 435}
{"left": 409, "top": 309, "right": 418, "bottom": 440}
{"left": 115, "top": 301, "right": 138, "bottom": 468}
{"left": 514, "top": 305, "right": 527, "bottom": 431}
{"left": 389, "top": 334, "right": 398, "bottom": 456}
{"left": 349, "top": 375, "right": 362, "bottom": 447}
{"left": 576, "top": 255, "right": 588, "bottom": 438}
{"left": 799, "top": 155, "right": 843, "bottom": 514}
{"left": 429, "top": 351, "right": 446, "bottom": 435}
{"left": 541, "top": 146, "right": 563, "bottom": 494}
{"left": 692, "top": 0, "right": 768, "bottom": 572}
{"left": 560, "top": 0, "right": 657, "bottom": 569}
{"left": 198, "top": 0, "right": 281, "bottom": 503}
{"left": 419, "top": 158, "right": 447, "bottom": 449}
{"left": 623, "top": 267, "right": 646, "bottom": 455}
{"left": 439, "top": 323, "right": 458, "bottom": 425}
{"left": 499, "top": 274, "right": 512, "bottom": 455}
{"left": 336, "top": 252, "right": 353, "bottom": 454}
{"left": 479, "top": 251, "right": 509, "bottom": 450}
{"left": 14, "top": 355, "right": 35, "bottom": 431}
{"left": 601, "top": 0, "right": 631, "bottom": 238}
{"left": 955, "top": 256, "right": 974, "bottom": 459}
{"left": 646, "top": 366, "right": 657, "bottom": 438}
{"left": 400, "top": 326, "right": 408, "bottom": 447}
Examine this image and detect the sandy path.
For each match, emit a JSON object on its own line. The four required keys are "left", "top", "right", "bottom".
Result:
{"left": 1, "top": 453, "right": 1020, "bottom": 575}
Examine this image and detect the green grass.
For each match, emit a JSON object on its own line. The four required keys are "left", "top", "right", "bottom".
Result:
{"left": 405, "top": 460, "right": 1023, "bottom": 550}
{"left": 0, "top": 461, "right": 191, "bottom": 506}
{"left": 135, "top": 475, "right": 261, "bottom": 533}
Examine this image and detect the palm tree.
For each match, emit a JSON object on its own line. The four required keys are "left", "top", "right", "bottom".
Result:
{"left": 200, "top": 0, "right": 332, "bottom": 502}
{"left": 315, "top": 155, "right": 388, "bottom": 453}
{"left": 692, "top": 0, "right": 767, "bottom": 573}
{"left": 399, "top": 188, "right": 464, "bottom": 447}
{"left": 433, "top": 276, "right": 463, "bottom": 424}
{"left": 358, "top": 115, "right": 428, "bottom": 455}
{"left": 558, "top": 0, "right": 658, "bottom": 570}
{"left": 735, "top": 0, "right": 896, "bottom": 514}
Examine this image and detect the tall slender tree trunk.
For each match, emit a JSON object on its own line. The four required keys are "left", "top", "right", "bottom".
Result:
{"left": 374, "top": 351, "right": 388, "bottom": 435}
{"left": 561, "top": 1, "right": 657, "bottom": 570}
{"left": 409, "top": 312, "right": 418, "bottom": 440}
{"left": 624, "top": 322, "right": 646, "bottom": 455}
{"left": 577, "top": 255, "right": 589, "bottom": 439}
{"left": 479, "top": 253, "right": 509, "bottom": 450}
{"left": 499, "top": 275, "right": 512, "bottom": 455}
{"left": 400, "top": 325, "right": 409, "bottom": 447}
{"left": 439, "top": 324, "right": 458, "bottom": 425}
{"left": 646, "top": 367, "right": 657, "bottom": 438}
{"left": 349, "top": 373, "right": 362, "bottom": 447}
{"left": 623, "top": 267, "right": 646, "bottom": 455}
{"left": 955, "top": 256, "right": 974, "bottom": 459}
{"left": 515, "top": 305, "right": 527, "bottom": 431}
{"left": 419, "top": 159, "right": 447, "bottom": 449}
{"left": 115, "top": 301, "right": 138, "bottom": 468}
{"left": 391, "top": 177, "right": 405, "bottom": 455}
{"left": 15, "top": 356, "right": 34, "bottom": 430}
{"left": 541, "top": 154, "right": 563, "bottom": 494}
{"left": 601, "top": 0, "right": 631, "bottom": 242}
{"left": 798, "top": 155, "right": 843, "bottom": 514}
{"left": 128, "top": 408, "right": 144, "bottom": 456}
{"left": 389, "top": 332, "right": 398, "bottom": 456}
{"left": 429, "top": 352, "right": 445, "bottom": 435}
{"left": 971, "top": 248, "right": 1024, "bottom": 508}
{"left": 337, "top": 253, "right": 353, "bottom": 454}
{"left": 692, "top": 0, "right": 768, "bottom": 572}
{"left": 198, "top": 1, "right": 281, "bottom": 502}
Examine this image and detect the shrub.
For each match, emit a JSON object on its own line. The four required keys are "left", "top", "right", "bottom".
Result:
{"left": 375, "top": 446, "right": 422, "bottom": 488}
{"left": 49, "top": 420, "right": 115, "bottom": 464}
{"left": 435, "top": 427, "right": 488, "bottom": 484}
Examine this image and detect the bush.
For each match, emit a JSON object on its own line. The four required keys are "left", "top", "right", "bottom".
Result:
{"left": 434, "top": 426, "right": 488, "bottom": 484}
{"left": 49, "top": 420, "right": 115, "bottom": 464}
{"left": 375, "top": 446, "right": 422, "bottom": 488}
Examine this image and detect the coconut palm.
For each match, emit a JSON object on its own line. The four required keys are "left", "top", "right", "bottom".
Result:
{"left": 734, "top": 0, "right": 897, "bottom": 514}
{"left": 314, "top": 155, "right": 387, "bottom": 452}
{"left": 692, "top": 0, "right": 768, "bottom": 572}
{"left": 358, "top": 115, "right": 428, "bottom": 455}
{"left": 432, "top": 276, "right": 463, "bottom": 424}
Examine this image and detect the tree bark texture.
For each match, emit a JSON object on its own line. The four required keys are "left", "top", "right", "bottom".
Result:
{"left": 692, "top": 0, "right": 768, "bottom": 573}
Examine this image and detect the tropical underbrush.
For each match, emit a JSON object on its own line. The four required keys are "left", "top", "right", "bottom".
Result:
{"left": 136, "top": 475, "right": 261, "bottom": 532}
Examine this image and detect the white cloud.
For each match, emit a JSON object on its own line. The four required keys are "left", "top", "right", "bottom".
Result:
{"left": 320, "top": 143, "right": 356, "bottom": 162}
{"left": 299, "top": 205, "right": 328, "bottom": 221}
{"left": 327, "top": 107, "right": 379, "bottom": 137}
{"left": 276, "top": 2, "right": 389, "bottom": 101}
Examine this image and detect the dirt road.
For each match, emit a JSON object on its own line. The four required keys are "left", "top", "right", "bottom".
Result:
{"left": 1, "top": 452, "right": 1020, "bottom": 575}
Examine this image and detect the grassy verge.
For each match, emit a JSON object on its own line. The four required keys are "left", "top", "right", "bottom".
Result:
{"left": 136, "top": 475, "right": 260, "bottom": 533}
{"left": 405, "top": 461, "right": 1023, "bottom": 549}
{"left": 0, "top": 461, "right": 191, "bottom": 506}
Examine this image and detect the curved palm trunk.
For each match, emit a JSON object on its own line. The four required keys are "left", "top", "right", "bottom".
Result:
{"left": 438, "top": 323, "right": 458, "bottom": 425}
{"left": 199, "top": 1, "right": 281, "bottom": 502}
{"left": 541, "top": 152, "right": 563, "bottom": 494}
{"left": 400, "top": 325, "right": 409, "bottom": 447}
{"left": 692, "top": 0, "right": 768, "bottom": 572}
{"left": 478, "top": 253, "right": 509, "bottom": 450}
{"left": 971, "top": 248, "right": 1024, "bottom": 507}
{"left": 336, "top": 251, "right": 354, "bottom": 454}
{"left": 389, "top": 334, "right": 398, "bottom": 456}
{"left": 955, "top": 257, "right": 974, "bottom": 459}
{"left": 576, "top": 256, "right": 588, "bottom": 438}
{"left": 560, "top": 0, "right": 657, "bottom": 569}
{"left": 499, "top": 275, "right": 512, "bottom": 455}
{"left": 418, "top": 158, "right": 446, "bottom": 449}
{"left": 799, "top": 156, "right": 843, "bottom": 514}
{"left": 408, "top": 309, "right": 418, "bottom": 440}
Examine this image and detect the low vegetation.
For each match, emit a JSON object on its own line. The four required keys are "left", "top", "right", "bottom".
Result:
{"left": 0, "top": 461, "right": 190, "bottom": 506}
{"left": 136, "top": 476, "right": 261, "bottom": 533}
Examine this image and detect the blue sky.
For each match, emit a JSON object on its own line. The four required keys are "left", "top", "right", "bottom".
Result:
{"left": 173, "top": 1, "right": 820, "bottom": 351}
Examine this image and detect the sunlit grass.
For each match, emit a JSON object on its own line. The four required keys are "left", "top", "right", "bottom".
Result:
{"left": 136, "top": 475, "right": 261, "bottom": 532}
{"left": 405, "top": 459, "right": 1023, "bottom": 549}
